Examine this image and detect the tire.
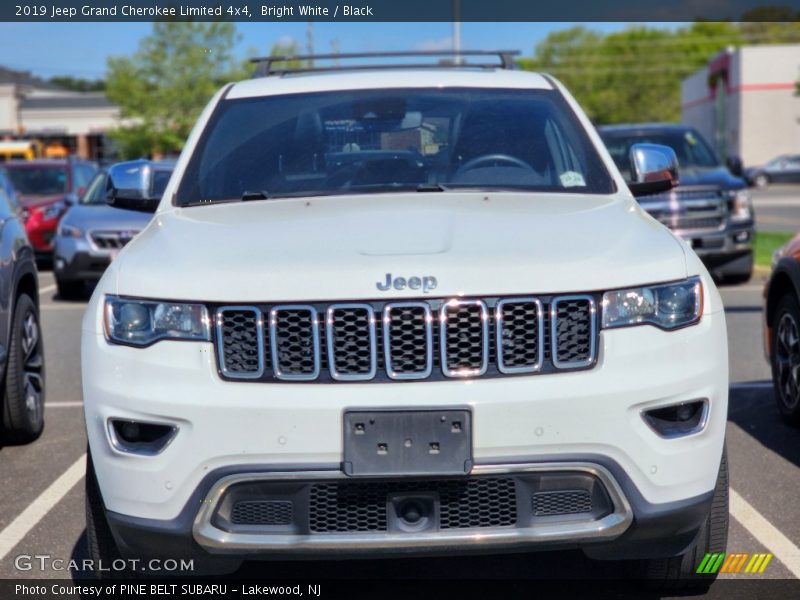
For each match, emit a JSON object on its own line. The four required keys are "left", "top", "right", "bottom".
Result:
{"left": 770, "top": 294, "right": 800, "bottom": 426}
{"left": 639, "top": 446, "right": 729, "bottom": 590}
{"left": 56, "top": 278, "right": 84, "bottom": 300}
{"left": 754, "top": 173, "right": 769, "bottom": 188}
{"left": 86, "top": 452, "right": 126, "bottom": 580}
{"left": 1, "top": 293, "right": 45, "bottom": 444}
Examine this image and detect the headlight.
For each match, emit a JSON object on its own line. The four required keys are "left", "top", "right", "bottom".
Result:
{"left": 602, "top": 277, "right": 703, "bottom": 330}
{"left": 728, "top": 189, "right": 752, "bottom": 221}
{"left": 58, "top": 223, "right": 82, "bottom": 238}
{"left": 41, "top": 201, "right": 66, "bottom": 220}
{"left": 103, "top": 296, "right": 210, "bottom": 347}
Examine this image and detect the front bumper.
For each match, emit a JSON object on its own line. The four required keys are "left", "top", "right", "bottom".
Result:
{"left": 674, "top": 220, "right": 753, "bottom": 265}
{"left": 53, "top": 236, "right": 111, "bottom": 282}
{"left": 83, "top": 296, "right": 727, "bottom": 512}
{"left": 102, "top": 457, "right": 714, "bottom": 563}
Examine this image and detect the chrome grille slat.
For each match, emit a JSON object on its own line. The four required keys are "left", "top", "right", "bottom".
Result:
{"left": 215, "top": 295, "right": 598, "bottom": 382}
{"left": 216, "top": 306, "right": 265, "bottom": 379}
{"left": 383, "top": 302, "right": 433, "bottom": 380}
{"left": 496, "top": 298, "right": 543, "bottom": 374}
{"left": 89, "top": 229, "right": 139, "bottom": 250}
{"left": 325, "top": 303, "right": 377, "bottom": 381}
{"left": 269, "top": 305, "right": 321, "bottom": 381}
{"left": 551, "top": 296, "right": 596, "bottom": 369}
{"left": 440, "top": 299, "right": 489, "bottom": 377}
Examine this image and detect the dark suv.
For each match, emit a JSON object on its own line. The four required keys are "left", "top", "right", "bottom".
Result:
{"left": 0, "top": 168, "right": 45, "bottom": 444}
{"left": 599, "top": 123, "right": 754, "bottom": 283}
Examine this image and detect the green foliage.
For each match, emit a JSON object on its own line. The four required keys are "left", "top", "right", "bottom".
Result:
{"left": 48, "top": 76, "right": 105, "bottom": 92}
{"left": 756, "top": 232, "right": 795, "bottom": 267}
{"left": 524, "top": 21, "right": 800, "bottom": 125}
{"left": 106, "top": 22, "right": 248, "bottom": 158}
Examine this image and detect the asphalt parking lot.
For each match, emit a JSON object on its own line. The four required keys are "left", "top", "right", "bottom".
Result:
{"left": 0, "top": 187, "right": 798, "bottom": 595}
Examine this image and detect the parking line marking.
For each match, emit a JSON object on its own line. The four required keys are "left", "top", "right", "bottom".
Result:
{"left": 46, "top": 402, "right": 83, "bottom": 408}
{"left": 0, "top": 454, "right": 86, "bottom": 562}
{"left": 38, "top": 284, "right": 56, "bottom": 294}
{"left": 729, "top": 487, "right": 800, "bottom": 578}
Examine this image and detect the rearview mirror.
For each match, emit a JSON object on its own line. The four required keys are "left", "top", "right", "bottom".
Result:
{"left": 106, "top": 159, "right": 161, "bottom": 213}
{"left": 627, "top": 143, "right": 679, "bottom": 197}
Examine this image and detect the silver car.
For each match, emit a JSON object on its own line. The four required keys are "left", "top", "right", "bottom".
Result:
{"left": 53, "top": 161, "right": 174, "bottom": 298}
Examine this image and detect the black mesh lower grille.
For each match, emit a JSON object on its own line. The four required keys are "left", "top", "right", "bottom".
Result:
{"left": 308, "top": 478, "right": 517, "bottom": 533}
{"left": 231, "top": 500, "right": 293, "bottom": 525}
{"left": 532, "top": 490, "right": 593, "bottom": 516}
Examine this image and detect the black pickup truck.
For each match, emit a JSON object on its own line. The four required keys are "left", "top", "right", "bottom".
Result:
{"left": 599, "top": 123, "right": 754, "bottom": 283}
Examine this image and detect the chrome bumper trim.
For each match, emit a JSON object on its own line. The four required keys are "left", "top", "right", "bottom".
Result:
{"left": 192, "top": 462, "right": 633, "bottom": 554}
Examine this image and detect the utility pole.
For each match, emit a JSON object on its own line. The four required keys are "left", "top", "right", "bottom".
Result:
{"left": 453, "top": 0, "right": 461, "bottom": 64}
{"left": 306, "top": 22, "right": 314, "bottom": 67}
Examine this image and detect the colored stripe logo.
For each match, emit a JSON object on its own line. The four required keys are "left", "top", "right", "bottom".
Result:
{"left": 697, "top": 552, "right": 773, "bottom": 574}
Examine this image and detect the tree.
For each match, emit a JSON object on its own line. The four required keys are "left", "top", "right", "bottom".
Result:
{"left": 48, "top": 76, "right": 105, "bottom": 92}
{"left": 106, "top": 23, "right": 247, "bottom": 158}
{"left": 522, "top": 22, "right": 749, "bottom": 124}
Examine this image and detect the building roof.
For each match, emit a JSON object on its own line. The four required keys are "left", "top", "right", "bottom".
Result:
{"left": 19, "top": 93, "right": 115, "bottom": 110}
{"left": 0, "top": 66, "right": 59, "bottom": 90}
{"left": 228, "top": 68, "right": 554, "bottom": 99}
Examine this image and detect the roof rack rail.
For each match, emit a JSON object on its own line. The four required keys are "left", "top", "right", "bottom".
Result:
{"left": 250, "top": 50, "right": 520, "bottom": 77}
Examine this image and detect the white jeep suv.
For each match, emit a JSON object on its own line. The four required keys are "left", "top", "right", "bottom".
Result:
{"left": 81, "top": 51, "right": 729, "bottom": 585}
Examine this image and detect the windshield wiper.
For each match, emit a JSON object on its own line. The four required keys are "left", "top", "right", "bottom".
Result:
{"left": 241, "top": 190, "right": 270, "bottom": 201}
{"left": 416, "top": 183, "right": 449, "bottom": 192}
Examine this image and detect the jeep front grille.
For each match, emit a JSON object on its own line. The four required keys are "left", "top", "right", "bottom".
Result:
{"left": 214, "top": 294, "right": 597, "bottom": 383}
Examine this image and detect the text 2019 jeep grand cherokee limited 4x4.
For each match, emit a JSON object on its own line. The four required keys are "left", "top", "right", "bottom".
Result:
{"left": 81, "top": 52, "right": 729, "bottom": 586}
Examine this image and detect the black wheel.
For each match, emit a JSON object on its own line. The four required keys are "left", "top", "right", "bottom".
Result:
{"left": 639, "top": 446, "right": 729, "bottom": 590}
{"left": 56, "top": 278, "right": 84, "bottom": 300}
{"left": 86, "top": 452, "right": 125, "bottom": 580}
{"left": 771, "top": 294, "right": 800, "bottom": 425}
{"left": 1, "top": 293, "right": 45, "bottom": 444}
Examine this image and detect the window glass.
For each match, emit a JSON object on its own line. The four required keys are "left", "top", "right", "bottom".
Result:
{"left": 177, "top": 87, "right": 614, "bottom": 205}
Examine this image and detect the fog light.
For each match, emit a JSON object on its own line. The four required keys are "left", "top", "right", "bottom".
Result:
{"left": 734, "top": 231, "right": 751, "bottom": 243}
{"left": 643, "top": 399, "right": 708, "bottom": 438}
{"left": 108, "top": 418, "right": 177, "bottom": 455}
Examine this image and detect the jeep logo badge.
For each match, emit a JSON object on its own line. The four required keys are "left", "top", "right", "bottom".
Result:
{"left": 376, "top": 273, "right": 438, "bottom": 293}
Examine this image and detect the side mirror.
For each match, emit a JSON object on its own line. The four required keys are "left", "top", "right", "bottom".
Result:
{"left": 627, "top": 143, "right": 679, "bottom": 197}
{"left": 106, "top": 159, "right": 161, "bottom": 213}
{"left": 726, "top": 155, "right": 743, "bottom": 177}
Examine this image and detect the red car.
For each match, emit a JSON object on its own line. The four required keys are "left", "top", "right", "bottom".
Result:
{"left": 4, "top": 159, "right": 97, "bottom": 256}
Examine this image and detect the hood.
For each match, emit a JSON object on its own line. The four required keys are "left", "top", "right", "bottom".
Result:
{"left": 112, "top": 192, "right": 688, "bottom": 302}
{"left": 673, "top": 166, "right": 745, "bottom": 191}
{"left": 61, "top": 204, "right": 153, "bottom": 231}
{"left": 19, "top": 194, "right": 67, "bottom": 208}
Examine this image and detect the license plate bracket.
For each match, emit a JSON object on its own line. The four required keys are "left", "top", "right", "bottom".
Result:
{"left": 343, "top": 409, "right": 472, "bottom": 477}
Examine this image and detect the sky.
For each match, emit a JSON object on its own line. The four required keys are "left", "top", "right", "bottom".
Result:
{"left": 0, "top": 22, "right": 681, "bottom": 80}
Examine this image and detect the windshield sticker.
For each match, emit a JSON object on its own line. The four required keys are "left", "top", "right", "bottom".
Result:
{"left": 560, "top": 171, "right": 586, "bottom": 187}
{"left": 685, "top": 132, "right": 698, "bottom": 146}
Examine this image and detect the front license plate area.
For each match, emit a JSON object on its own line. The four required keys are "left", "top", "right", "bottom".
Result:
{"left": 343, "top": 409, "right": 472, "bottom": 477}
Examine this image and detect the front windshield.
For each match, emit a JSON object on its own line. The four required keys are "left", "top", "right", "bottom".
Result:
{"left": 80, "top": 171, "right": 108, "bottom": 205}
{"left": 6, "top": 166, "right": 68, "bottom": 196}
{"left": 601, "top": 128, "right": 719, "bottom": 178}
{"left": 176, "top": 87, "right": 614, "bottom": 205}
